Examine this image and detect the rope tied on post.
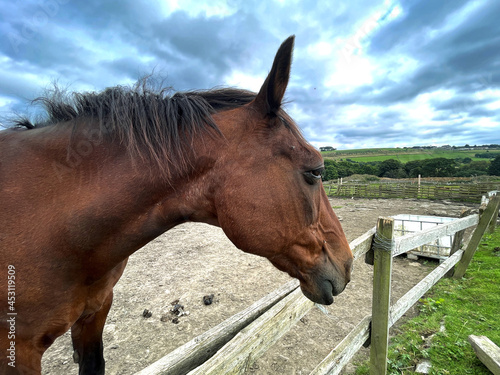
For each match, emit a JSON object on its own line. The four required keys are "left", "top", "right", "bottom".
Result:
{"left": 372, "top": 231, "right": 395, "bottom": 253}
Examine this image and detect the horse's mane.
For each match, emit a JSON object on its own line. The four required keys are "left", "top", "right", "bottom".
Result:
{"left": 14, "top": 79, "right": 257, "bottom": 180}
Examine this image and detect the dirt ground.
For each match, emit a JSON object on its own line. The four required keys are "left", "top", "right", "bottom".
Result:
{"left": 41, "top": 198, "right": 477, "bottom": 375}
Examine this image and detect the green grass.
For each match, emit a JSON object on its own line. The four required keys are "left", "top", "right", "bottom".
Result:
{"left": 355, "top": 227, "right": 500, "bottom": 374}
{"left": 322, "top": 148, "right": 499, "bottom": 163}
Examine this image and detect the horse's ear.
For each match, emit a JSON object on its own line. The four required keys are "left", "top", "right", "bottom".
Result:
{"left": 254, "top": 35, "right": 294, "bottom": 116}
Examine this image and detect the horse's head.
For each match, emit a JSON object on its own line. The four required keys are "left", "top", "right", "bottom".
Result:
{"left": 212, "top": 36, "right": 353, "bottom": 305}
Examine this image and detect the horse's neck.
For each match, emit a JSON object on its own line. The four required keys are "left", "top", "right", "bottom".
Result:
{"left": 90, "top": 157, "right": 219, "bottom": 242}
{"left": 22, "top": 125, "right": 220, "bottom": 280}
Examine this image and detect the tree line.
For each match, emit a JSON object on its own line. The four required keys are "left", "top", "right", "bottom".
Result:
{"left": 322, "top": 155, "right": 500, "bottom": 181}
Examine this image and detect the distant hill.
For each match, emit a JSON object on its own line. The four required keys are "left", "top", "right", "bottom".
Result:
{"left": 321, "top": 146, "right": 500, "bottom": 163}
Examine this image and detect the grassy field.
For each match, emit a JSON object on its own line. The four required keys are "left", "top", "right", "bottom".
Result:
{"left": 322, "top": 147, "right": 500, "bottom": 163}
{"left": 355, "top": 226, "right": 500, "bottom": 374}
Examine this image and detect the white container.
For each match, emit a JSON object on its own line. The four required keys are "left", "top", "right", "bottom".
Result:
{"left": 392, "top": 214, "right": 456, "bottom": 261}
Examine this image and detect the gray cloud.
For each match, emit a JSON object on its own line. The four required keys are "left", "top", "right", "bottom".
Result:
{"left": 0, "top": 0, "right": 499, "bottom": 147}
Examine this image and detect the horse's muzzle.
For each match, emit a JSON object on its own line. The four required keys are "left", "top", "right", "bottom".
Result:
{"left": 300, "top": 257, "right": 352, "bottom": 305}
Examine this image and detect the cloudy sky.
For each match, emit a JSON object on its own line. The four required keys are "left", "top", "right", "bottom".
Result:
{"left": 1, "top": 0, "right": 499, "bottom": 149}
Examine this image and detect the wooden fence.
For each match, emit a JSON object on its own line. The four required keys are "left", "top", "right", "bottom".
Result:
{"left": 136, "top": 194, "right": 500, "bottom": 375}
{"left": 328, "top": 182, "right": 500, "bottom": 203}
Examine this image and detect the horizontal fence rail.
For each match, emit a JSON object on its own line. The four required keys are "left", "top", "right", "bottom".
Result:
{"left": 186, "top": 288, "right": 313, "bottom": 375}
{"left": 392, "top": 214, "right": 479, "bottom": 257}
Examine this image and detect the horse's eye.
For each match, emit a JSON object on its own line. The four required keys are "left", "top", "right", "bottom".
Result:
{"left": 304, "top": 167, "right": 324, "bottom": 184}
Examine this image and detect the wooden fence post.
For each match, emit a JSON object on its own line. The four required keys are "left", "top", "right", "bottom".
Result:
{"left": 370, "top": 217, "right": 394, "bottom": 375}
{"left": 454, "top": 195, "right": 500, "bottom": 279}
{"left": 487, "top": 195, "right": 500, "bottom": 234}
{"left": 445, "top": 209, "right": 472, "bottom": 278}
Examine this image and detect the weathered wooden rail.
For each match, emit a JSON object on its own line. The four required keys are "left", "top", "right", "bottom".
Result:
{"left": 136, "top": 193, "right": 500, "bottom": 375}
{"left": 468, "top": 335, "right": 500, "bottom": 375}
{"left": 328, "top": 182, "right": 500, "bottom": 203}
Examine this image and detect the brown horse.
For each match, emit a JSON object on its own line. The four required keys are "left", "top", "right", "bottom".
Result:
{"left": 0, "top": 36, "right": 352, "bottom": 374}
